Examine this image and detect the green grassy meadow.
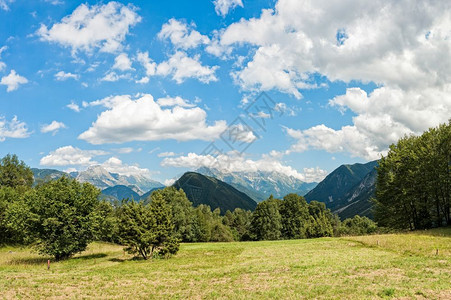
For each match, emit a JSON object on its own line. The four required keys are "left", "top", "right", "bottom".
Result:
{"left": 1, "top": 228, "right": 450, "bottom": 299}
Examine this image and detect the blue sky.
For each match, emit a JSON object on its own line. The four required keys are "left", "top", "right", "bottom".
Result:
{"left": 1, "top": 0, "right": 450, "bottom": 184}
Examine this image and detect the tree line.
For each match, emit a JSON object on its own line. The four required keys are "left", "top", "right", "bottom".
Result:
{"left": 0, "top": 154, "right": 377, "bottom": 260}
{"left": 374, "top": 121, "right": 450, "bottom": 230}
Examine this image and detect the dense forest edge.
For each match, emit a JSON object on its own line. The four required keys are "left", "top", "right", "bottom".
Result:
{"left": 0, "top": 120, "right": 449, "bottom": 261}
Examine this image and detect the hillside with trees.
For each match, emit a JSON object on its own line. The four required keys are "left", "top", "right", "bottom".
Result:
{"left": 374, "top": 121, "right": 450, "bottom": 230}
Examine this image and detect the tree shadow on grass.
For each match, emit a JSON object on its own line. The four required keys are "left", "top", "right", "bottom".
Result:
{"left": 72, "top": 253, "right": 107, "bottom": 261}
{"left": 8, "top": 257, "right": 50, "bottom": 265}
{"left": 109, "top": 256, "right": 146, "bottom": 263}
{"left": 8, "top": 253, "right": 107, "bottom": 265}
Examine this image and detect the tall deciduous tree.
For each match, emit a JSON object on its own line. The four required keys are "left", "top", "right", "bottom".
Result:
{"left": 27, "top": 177, "right": 101, "bottom": 260}
{"left": 280, "top": 193, "right": 309, "bottom": 239}
{"left": 250, "top": 196, "right": 282, "bottom": 240}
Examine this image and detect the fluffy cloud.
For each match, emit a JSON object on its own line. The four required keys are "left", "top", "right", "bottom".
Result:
{"left": 40, "top": 146, "right": 150, "bottom": 178}
{"left": 0, "top": 62, "right": 5, "bottom": 72}
{"left": 224, "top": 123, "right": 258, "bottom": 143}
{"left": 161, "top": 151, "right": 326, "bottom": 183}
{"left": 213, "top": 0, "right": 243, "bottom": 17}
{"left": 0, "top": 115, "right": 30, "bottom": 141}
{"left": 55, "top": 71, "right": 79, "bottom": 81}
{"left": 156, "top": 51, "right": 218, "bottom": 83}
{"left": 40, "top": 145, "right": 108, "bottom": 166}
{"left": 156, "top": 96, "right": 195, "bottom": 108}
{"left": 79, "top": 94, "right": 227, "bottom": 144}
{"left": 100, "top": 71, "right": 130, "bottom": 82}
{"left": 112, "top": 53, "right": 133, "bottom": 71}
{"left": 0, "top": 70, "right": 28, "bottom": 92}
{"left": 101, "top": 156, "right": 150, "bottom": 177}
{"left": 136, "top": 50, "right": 218, "bottom": 84}
{"left": 286, "top": 125, "right": 385, "bottom": 161}
{"left": 41, "top": 120, "right": 66, "bottom": 134}
{"left": 37, "top": 2, "right": 141, "bottom": 54}
{"left": 136, "top": 51, "right": 156, "bottom": 76}
{"left": 158, "top": 18, "right": 209, "bottom": 49}
{"left": 66, "top": 102, "right": 81, "bottom": 112}
{"left": 221, "top": 0, "right": 451, "bottom": 96}
{"left": 286, "top": 85, "right": 451, "bottom": 160}
{"left": 217, "top": 0, "right": 451, "bottom": 159}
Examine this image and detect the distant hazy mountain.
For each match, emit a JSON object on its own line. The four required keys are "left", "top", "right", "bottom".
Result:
{"left": 304, "top": 160, "right": 378, "bottom": 218}
{"left": 32, "top": 166, "right": 164, "bottom": 196}
{"left": 32, "top": 168, "right": 72, "bottom": 185}
{"left": 101, "top": 185, "right": 140, "bottom": 201}
{"left": 74, "top": 166, "right": 163, "bottom": 195}
{"left": 197, "top": 167, "right": 317, "bottom": 202}
{"left": 140, "top": 187, "right": 165, "bottom": 201}
{"left": 173, "top": 172, "right": 257, "bottom": 213}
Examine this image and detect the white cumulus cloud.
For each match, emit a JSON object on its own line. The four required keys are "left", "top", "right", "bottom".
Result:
{"left": 101, "top": 156, "right": 151, "bottom": 177}
{"left": 0, "top": 115, "right": 30, "bottom": 141}
{"left": 217, "top": 0, "right": 451, "bottom": 159}
{"left": 79, "top": 94, "right": 227, "bottom": 144}
{"left": 112, "top": 52, "right": 133, "bottom": 71}
{"left": 55, "top": 71, "right": 79, "bottom": 81}
{"left": 213, "top": 0, "right": 243, "bottom": 17}
{"left": 37, "top": 2, "right": 141, "bottom": 54}
{"left": 40, "top": 145, "right": 108, "bottom": 166}
{"left": 41, "top": 120, "right": 66, "bottom": 134}
{"left": 66, "top": 101, "right": 81, "bottom": 112}
{"left": 1, "top": 70, "right": 28, "bottom": 92}
{"left": 156, "top": 96, "right": 195, "bottom": 108}
{"left": 158, "top": 18, "right": 210, "bottom": 49}
{"left": 156, "top": 51, "right": 218, "bottom": 84}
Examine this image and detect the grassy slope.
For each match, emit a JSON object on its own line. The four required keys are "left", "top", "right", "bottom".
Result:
{"left": 0, "top": 228, "right": 450, "bottom": 299}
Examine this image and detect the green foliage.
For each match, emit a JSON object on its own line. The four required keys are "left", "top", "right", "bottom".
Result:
{"left": 374, "top": 121, "right": 451, "bottom": 230}
{"left": 149, "top": 187, "right": 194, "bottom": 242}
{"left": 280, "top": 193, "right": 309, "bottom": 239}
{"left": 117, "top": 195, "right": 179, "bottom": 260}
{"left": 305, "top": 201, "right": 334, "bottom": 238}
{"left": 27, "top": 177, "right": 102, "bottom": 260}
{"left": 92, "top": 200, "right": 118, "bottom": 243}
{"left": 250, "top": 196, "right": 283, "bottom": 240}
{"left": 0, "top": 186, "right": 33, "bottom": 245}
{"left": 0, "top": 154, "right": 33, "bottom": 190}
{"left": 223, "top": 208, "right": 252, "bottom": 241}
{"left": 210, "top": 222, "right": 235, "bottom": 242}
{"left": 339, "top": 215, "right": 378, "bottom": 236}
{"left": 191, "top": 204, "right": 213, "bottom": 242}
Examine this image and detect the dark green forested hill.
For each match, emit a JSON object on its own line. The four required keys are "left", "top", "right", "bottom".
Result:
{"left": 334, "top": 168, "right": 378, "bottom": 219}
{"left": 173, "top": 172, "right": 257, "bottom": 213}
{"left": 102, "top": 185, "right": 140, "bottom": 201}
{"left": 304, "top": 160, "right": 378, "bottom": 218}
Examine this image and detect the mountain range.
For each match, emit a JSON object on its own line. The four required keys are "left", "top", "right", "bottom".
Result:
{"left": 32, "top": 166, "right": 164, "bottom": 198}
{"left": 32, "top": 160, "right": 379, "bottom": 219}
{"left": 197, "top": 167, "right": 317, "bottom": 202}
{"left": 304, "top": 160, "right": 378, "bottom": 219}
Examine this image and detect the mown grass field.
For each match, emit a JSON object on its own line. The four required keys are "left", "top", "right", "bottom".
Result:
{"left": 1, "top": 228, "right": 450, "bottom": 299}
